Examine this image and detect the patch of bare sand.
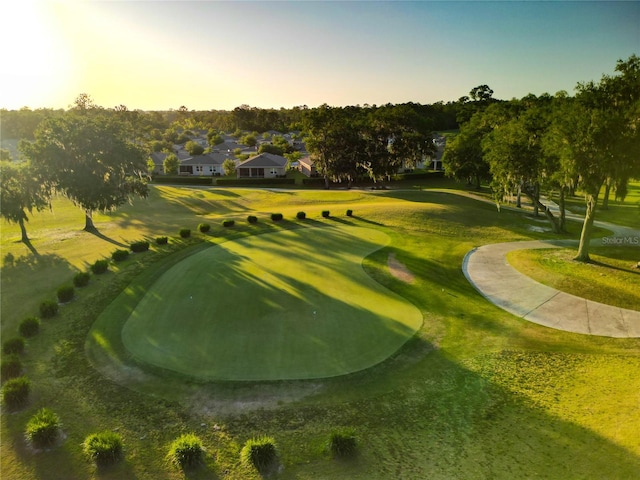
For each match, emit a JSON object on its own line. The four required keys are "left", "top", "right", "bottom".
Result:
{"left": 185, "top": 382, "right": 325, "bottom": 417}
{"left": 388, "top": 252, "right": 415, "bottom": 283}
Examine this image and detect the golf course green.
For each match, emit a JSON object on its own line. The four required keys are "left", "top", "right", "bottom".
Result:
{"left": 120, "top": 225, "right": 423, "bottom": 380}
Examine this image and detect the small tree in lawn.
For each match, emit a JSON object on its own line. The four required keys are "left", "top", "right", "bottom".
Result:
{"left": 0, "top": 160, "right": 50, "bottom": 242}
{"left": 223, "top": 158, "right": 236, "bottom": 176}
{"left": 163, "top": 153, "right": 180, "bottom": 175}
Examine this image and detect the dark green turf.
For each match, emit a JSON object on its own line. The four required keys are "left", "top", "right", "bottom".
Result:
{"left": 120, "top": 225, "right": 423, "bottom": 380}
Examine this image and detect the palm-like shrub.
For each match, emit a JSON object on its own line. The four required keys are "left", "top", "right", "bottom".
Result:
{"left": 168, "top": 433, "right": 203, "bottom": 469}
{"left": 39, "top": 300, "right": 59, "bottom": 318}
{"left": 1, "top": 355, "right": 22, "bottom": 381}
{"left": 240, "top": 436, "right": 278, "bottom": 473}
{"left": 198, "top": 223, "right": 211, "bottom": 233}
{"left": 2, "top": 376, "right": 30, "bottom": 409}
{"left": 179, "top": 228, "right": 191, "bottom": 238}
{"left": 19, "top": 317, "right": 40, "bottom": 337}
{"left": 83, "top": 431, "right": 123, "bottom": 466}
{"left": 57, "top": 285, "right": 75, "bottom": 303}
{"left": 73, "top": 271, "right": 90, "bottom": 287}
{"left": 296, "top": 211, "right": 306, "bottom": 220}
{"left": 247, "top": 215, "right": 258, "bottom": 224}
{"left": 91, "top": 259, "right": 109, "bottom": 275}
{"left": 328, "top": 428, "right": 357, "bottom": 457}
{"left": 3, "top": 337, "right": 25, "bottom": 355}
{"left": 25, "top": 408, "right": 61, "bottom": 448}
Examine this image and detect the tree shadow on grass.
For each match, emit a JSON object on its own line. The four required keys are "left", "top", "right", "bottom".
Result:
{"left": 86, "top": 228, "right": 128, "bottom": 248}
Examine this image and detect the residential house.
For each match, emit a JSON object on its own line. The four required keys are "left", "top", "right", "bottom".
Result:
{"left": 178, "top": 152, "right": 228, "bottom": 176}
{"left": 237, "top": 153, "right": 287, "bottom": 178}
{"left": 298, "top": 156, "right": 318, "bottom": 177}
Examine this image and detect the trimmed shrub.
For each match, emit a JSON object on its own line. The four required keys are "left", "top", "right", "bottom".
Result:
{"left": 1, "top": 355, "right": 22, "bottom": 381}
{"left": 57, "top": 285, "right": 75, "bottom": 303}
{"left": 168, "top": 433, "right": 203, "bottom": 469}
{"left": 222, "top": 219, "right": 235, "bottom": 228}
{"left": 346, "top": 209, "right": 353, "bottom": 217}
{"left": 73, "top": 271, "right": 90, "bottom": 288}
{"left": 111, "top": 249, "right": 129, "bottom": 262}
{"left": 130, "top": 240, "right": 150, "bottom": 253}
{"left": 19, "top": 317, "right": 40, "bottom": 337}
{"left": 91, "top": 259, "right": 109, "bottom": 275}
{"left": 271, "top": 213, "right": 283, "bottom": 222}
{"left": 322, "top": 210, "right": 330, "bottom": 218}
{"left": 39, "top": 300, "right": 59, "bottom": 318}
{"left": 296, "top": 211, "right": 306, "bottom": 220}
{"left": 2, "top": 376, "right": 30, "bottom": 409}
{"left": 247, "top": 215, "right": 258, "bottom": 224}
{"left": 25, "top": 408, "right": 61, "bottom": 448}
{"left": 241, "top": 436, "right": 278, "bottom": 473}
{"left": 83, "top": 431, "right": 123, "bottom": 466}
{"left": 152, "top": 175, "right": 213, "bottom": 186}
{"left": 198, "top": 223, "right": 211, "bottom": 233}
{"left": 155, "top": 236, "right": 169, "bottom": 245}
{"left": 3, "top": 337, "right": 25, "bottom": 355}
{"left": 179, "top": 228, "right": 191, "bottom": 238}
{"left": 328, "top": 428, "right": 357, "bottom": 457}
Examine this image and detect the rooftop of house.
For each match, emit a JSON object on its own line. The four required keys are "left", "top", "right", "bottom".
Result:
{"left": 238, "top": 152, "right": 288, "bottom": 168}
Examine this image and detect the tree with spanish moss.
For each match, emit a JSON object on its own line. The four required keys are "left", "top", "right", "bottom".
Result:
{"left": 20, "top": 112, "right": 148, "bottom": 231}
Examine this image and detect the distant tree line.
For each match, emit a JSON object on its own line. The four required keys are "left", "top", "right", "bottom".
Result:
{"left": 442, "top": 55, "right": 640, "bottom": 262}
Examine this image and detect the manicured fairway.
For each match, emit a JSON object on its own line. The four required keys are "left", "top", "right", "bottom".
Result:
{"left": 120, "top": 225, "right": 423, "bottom": 380}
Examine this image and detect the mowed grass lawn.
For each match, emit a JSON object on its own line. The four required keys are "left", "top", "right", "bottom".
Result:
{"left": 2, "top": 183, "right": 640, "bottom": 479}
{"left": 113, "top": 226, "right": 422, "bottom": 380}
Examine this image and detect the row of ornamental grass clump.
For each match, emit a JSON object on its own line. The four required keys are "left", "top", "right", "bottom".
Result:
{"left": 179, "top": 209, "right": 355, "bottom": 234}
{"left": 165, "top": 429, "right": 357, "bottom": 473}
{"left": 0, "top": 230, "right": 192, "bottom": 469}
{"left": 1, "top": 237, "right": 166, "bottom": 412}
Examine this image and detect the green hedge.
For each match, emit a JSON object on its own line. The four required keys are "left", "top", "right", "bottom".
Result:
{"left": 1, "top": 355, "right": 22, "bottom": 381}
{"left": 111, "top": 249, "right": 130, "bottom": 262}
{"left": 91, "top": 259, "right": 109, "bottom": 275}
{"left": 152, "top": 175, "right": 213, "bottom": 185}
{"left": 216, "top": 177, "right": 295, "bottom": 186}
{"left": 247, "top": 215, "right": 258, "bottom": 224}
{"left": 130, "top": 240, "right": 150, "bottom": 253}
{"left": 222, "top": 219, "right": 235, "bottom": 227}
{"left": 39, "top": 300, "right": 59, "bottom": 318}
{"left": 19, "top": 317, "right": 40, "bottom": 337}
{"left": 301, "top": 177, "right": 327, "bottom": 186}
{"left": 73, "top": 272, "right": 90, "bottom": 288}
{"left": 3, "top": 337, "right": 25, "bottom": 355}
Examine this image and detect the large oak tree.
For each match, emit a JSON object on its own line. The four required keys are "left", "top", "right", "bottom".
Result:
{"left": 20, "top": 113, "right": 148, "bottom": 231}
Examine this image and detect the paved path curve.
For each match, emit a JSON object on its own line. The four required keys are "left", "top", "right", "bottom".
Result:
{"left": 462, "top": 217, "right": 640, "bottom": 337}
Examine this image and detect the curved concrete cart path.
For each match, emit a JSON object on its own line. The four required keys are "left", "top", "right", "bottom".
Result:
{"left": 463, "top": 238, "right": 640, "bottom": 338}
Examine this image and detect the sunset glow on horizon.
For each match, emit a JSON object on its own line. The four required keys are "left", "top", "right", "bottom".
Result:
{"left": 1, "top": 1, "right": 638, "bottom": 111}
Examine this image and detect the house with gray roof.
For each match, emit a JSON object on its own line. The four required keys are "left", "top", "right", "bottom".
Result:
{"left": 237, "top": 153, "right": 287, "bottom": 178}
{"left": 179, "top": 152, "right": 229, "bottom": 176}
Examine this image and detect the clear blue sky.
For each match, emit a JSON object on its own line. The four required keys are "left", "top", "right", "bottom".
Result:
{"left": 1, "top": 1, "right": 638, "bottom": 110}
